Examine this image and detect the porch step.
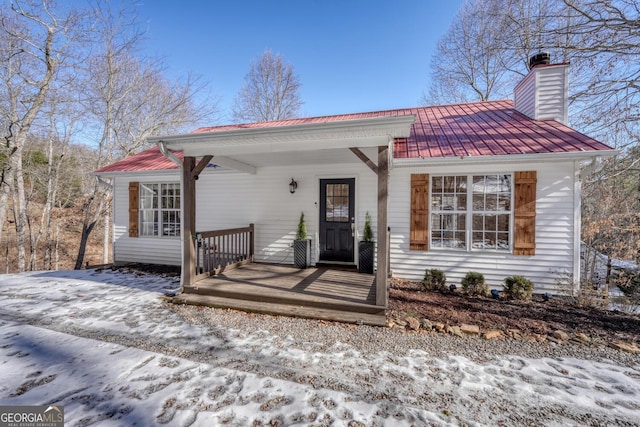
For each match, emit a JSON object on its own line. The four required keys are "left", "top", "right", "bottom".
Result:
{"left": 171, "top": 293, "right": 387, "bottom": 327}
{"left": 182, "top": 285, "right": 380, "bottom": 315}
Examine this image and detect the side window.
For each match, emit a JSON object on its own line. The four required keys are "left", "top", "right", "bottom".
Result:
{"left": 138, "top": 183, "right": 180, "bottom": 237}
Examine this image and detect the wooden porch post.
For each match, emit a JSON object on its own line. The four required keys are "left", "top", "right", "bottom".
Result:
{"left": 182, "top": 156, "right": 196, "bottom": 287}
{"left": 376, "top": 145, "right": 389, "bottom": 307}
{"left": 181, "top": 155, "right": 213, "bottom": 288}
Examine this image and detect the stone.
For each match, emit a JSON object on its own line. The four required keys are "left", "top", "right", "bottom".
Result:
{"left": 385, "top": 320, "right": 395, "bottom": 329}
{"left": 394, "top": 319, "right": 407, "bottom": 328}
{"left": 420, "top": 318, "right": 433, "bottom": 330}
{"left": 405, "top": 316, "right": 421, "bottom": 331}
{"left": 447, "top": 325, "right": 463, "bottom": 338}
{"left": 484, "top": 330, "right": 502, "bottom": 340}
{"left": 460, "top": 324, "right": 480, "bottom": 335}
{"left": 507, "top": 329, "right": 522, "bottom": 339}
{"left": 434, "top": 322, "right": 445, "bottom": 333}
{"left": 574, "top": 333, "right": 591, "bottom": 344}
{"left": 553, "top": 330, "right": 570, "bottom": 341}
{"left": 610, "top": 341, "right": 640, "bottom": 354}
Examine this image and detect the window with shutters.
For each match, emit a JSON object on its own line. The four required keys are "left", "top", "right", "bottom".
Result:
{"left": 430, "top": 174, "right": 513, "bottom": 251}
{"left": 139, "top": 183, "right": 181, "bottom": 237}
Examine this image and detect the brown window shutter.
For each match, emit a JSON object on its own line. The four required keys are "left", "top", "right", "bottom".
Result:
{"left": 410, "top": 173, "right": 429, "bottom": 250}
{"left": 129, "top": 182, "right": 139, "bottom": 238}
{"left": 513, "top": 171, "right": 536, "bottom": 255}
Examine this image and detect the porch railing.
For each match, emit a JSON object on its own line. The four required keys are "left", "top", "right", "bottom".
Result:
{"left": 195, "top": 224, "right": 254, "bottom": 281}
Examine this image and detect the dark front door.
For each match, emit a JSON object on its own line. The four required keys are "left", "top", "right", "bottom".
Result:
{"left": 319, "top": 178, "right": 355, "bottom": 262}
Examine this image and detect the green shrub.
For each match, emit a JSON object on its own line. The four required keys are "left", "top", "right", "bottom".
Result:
{"left": 461, "top": 271, "right": 488, "bottom": 297}
{"left": 295, "top": 212, "right": 307, "bottom": 240}
{"left": 503, "top": 275, "right": 534, "bottom": 300}
{"left": 422, "top": 269, "right": 447, "bottom": 292}
{"left": 362, "top": 212, "right": 374, "bottom": 243}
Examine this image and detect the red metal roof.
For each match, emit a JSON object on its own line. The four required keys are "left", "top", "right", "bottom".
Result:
{"left": 95, "top": 100, "right": 613, "bottom": 173}
{"left": 94, "top": 146, "right": 183, "bottom": 174}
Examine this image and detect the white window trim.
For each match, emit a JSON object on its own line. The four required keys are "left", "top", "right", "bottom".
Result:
{"left": 429, "top": 173, "right": 514, "bottom": 252}
{"left": 139, "top": 182, "right": 181, "bottom": 239}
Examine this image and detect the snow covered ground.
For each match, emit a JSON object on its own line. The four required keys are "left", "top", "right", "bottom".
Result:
{"left": 0, "top": 269, "right": 639, "bottom": 426}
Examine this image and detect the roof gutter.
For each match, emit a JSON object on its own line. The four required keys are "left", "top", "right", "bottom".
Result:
{"left": 578, "top": 155, "right": 604, "bottom": 180}
{"left": 157, "top": 140, "right": 183, "bottom": 168}
{"left": 392, "top": 149, "right": 618, "bottom": 168}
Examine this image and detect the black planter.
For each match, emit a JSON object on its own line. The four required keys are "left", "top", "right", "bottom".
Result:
{"left": 358, "top": 241, "right": 375, "bottom": 274}
{"left": 294, "top": 239, "right": 311, "bottom": 269}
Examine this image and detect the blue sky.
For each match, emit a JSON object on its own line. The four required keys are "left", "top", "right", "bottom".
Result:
{"left": 136, "top": 1, "right": 463, "bottom": 124}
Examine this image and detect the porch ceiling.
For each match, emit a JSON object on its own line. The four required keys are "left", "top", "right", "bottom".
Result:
{"left": 148, "top": 115, "right": 415, "bottom": 170}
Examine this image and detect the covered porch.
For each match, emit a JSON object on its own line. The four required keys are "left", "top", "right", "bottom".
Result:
{"left": 149, "top": 114, "right": 415, "bottom": 320}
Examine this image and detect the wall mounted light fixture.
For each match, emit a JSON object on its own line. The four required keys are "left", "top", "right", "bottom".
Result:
{"left": 289, "top": 178, "right": 298, "bottom": 194}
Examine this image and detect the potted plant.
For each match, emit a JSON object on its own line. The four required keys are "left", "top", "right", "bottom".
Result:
{"left": 293, "top": 212, "right": 311, "bottom": 269}
{"left": 358, "top": 212, "right": 375, "bottom": 274}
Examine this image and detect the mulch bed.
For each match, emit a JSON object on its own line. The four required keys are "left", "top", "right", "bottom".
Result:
{"left": 389, "top": 280, "right": 640, "bottom": 343}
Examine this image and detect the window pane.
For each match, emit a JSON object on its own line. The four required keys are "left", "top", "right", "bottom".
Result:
{"left": 325, "top": 183, "right": 350, "bottom": 222}
{"left": 140, "top": 184, "right": 158, "bottom": 209}
{"left": 486, "top": 194, "right": 497, "bottom": 211}
{"left": 140, "top": 210, "right": 158, "bottom": 236}
{"left": 443, "top": 176, "right": 456, "bottom": 192}
{"left": 432, "top": 176, "right": 442, "bottom": 193}
{"left": 472, "top": 194, "right": 484, "bottom": 210}
{"left": 162, "top": 210, "right": 180, "bottom": 237}
{"left": 497, "top": 214, "right": 509, "bottom": 232}
{"left": 498, "top": 194, "right": 511, "bottom": 211}
{"left": 431, "top": 194, "right": 442, "bottom": 210}
{"left": 457, "top": 176, "right": 467, "bottom": 192}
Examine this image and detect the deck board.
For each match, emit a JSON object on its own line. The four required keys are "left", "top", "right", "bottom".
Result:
{"left": 174, "top": 263, "right": 386, "bottom": 325}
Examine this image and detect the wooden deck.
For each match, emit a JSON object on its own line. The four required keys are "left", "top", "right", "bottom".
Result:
{"left": 172, "top": 263, "right": 386, "bottom": 326}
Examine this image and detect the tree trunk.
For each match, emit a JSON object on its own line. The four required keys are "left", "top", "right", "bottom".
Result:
{"left": 12, "top": 146, "right": 27, "bottom": 272}
{"left": 75, "top": 190, "right": 104, "bottom": 269}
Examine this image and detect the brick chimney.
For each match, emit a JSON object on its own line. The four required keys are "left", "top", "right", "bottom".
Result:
{"left": 514, "top": 55, "right": 569, "bottom": 125}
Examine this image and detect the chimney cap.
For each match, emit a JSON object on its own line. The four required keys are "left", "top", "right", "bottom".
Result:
{"left": 529, "top": 52, "right": 551, "bottom": 70}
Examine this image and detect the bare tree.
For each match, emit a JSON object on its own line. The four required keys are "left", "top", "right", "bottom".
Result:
{"left": 232, "top": 50, "right": 303, "bottom": 122}
{"left": 74, "top": 0, "right": 219, "bottom": 269}
{"left": 423, "top": 0, "right": 513, "bottom": 105}
{"left": 553, "top": 0, "right": 639, "bottom": 145}
{"left": 0, "top": 0, "right": 82, "bottom": 271}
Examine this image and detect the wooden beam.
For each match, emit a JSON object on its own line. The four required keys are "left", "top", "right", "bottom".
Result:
{"left": 349, "top": 147, "right": 378, "bottom": 175}
{"left": 375, "top": 145, "right": 389, "bottom": 307}
{"left": 182, "top": 156, "right": 197, "bottom": 289}
{"left": 190, "top": 155, "right": 213, "bottom": 180}
{"left": 213, "top": 156, "right": 257, "bottom": 174}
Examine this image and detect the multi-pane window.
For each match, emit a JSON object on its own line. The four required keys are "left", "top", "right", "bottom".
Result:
{"left": 472, "top": 175, "right": 511, "bottom": 250}
{"left": 139, "top": 183, "right": 180, "bottom": 237}
{"left": 431, "top": 176, "right": 467, "bottom": 248}
{"left": 431, "top": 174, "right": 512, "bottom": 251}
{"left": 325, "top": 183, "right": 350, "bottom": 222}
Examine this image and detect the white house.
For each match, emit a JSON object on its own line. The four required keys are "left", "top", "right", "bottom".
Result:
{"left": 94, "top": 62, "right": 616, "bottom": 303}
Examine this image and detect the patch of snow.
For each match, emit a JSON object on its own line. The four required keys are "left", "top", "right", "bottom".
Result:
{"left": 0, "top": 269, "right": 638, "bottom": 426}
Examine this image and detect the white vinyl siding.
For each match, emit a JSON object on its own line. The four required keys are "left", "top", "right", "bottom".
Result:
{"left": 390, "top": 160, "right": 577, "bottom": 294}
{"left": 113, "top": 174, "right": 183, "bottom": 266}
{"left": 112, "top": 158, "right": 579, "bottom": 294}
{"left": 112, "top": 162, "right": 379, "bottom": 268}
{"left": 514, "top": 64, "right": 569, "bottom": 125}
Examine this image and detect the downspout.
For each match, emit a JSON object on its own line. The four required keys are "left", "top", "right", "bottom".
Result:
{"left": 579, "top": 156, "right": 602, "bottom": 181}
{"left": 573, "top": 156, "right": 603, "bottom": 295}
{"left": 94, "top": 176, "right": 113, "bottom": 266}
{"left": 157, "top": 140, "right": 183, "bottom": 167}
